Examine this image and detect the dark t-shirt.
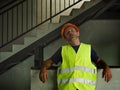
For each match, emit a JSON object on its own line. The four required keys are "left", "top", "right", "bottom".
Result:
{"left": 50, "top": 45, "right": 99, "bottom": 64}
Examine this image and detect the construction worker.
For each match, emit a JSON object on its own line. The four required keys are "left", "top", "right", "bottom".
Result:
{"left": 39, "top": 23, "right": 112, "bottom": 90}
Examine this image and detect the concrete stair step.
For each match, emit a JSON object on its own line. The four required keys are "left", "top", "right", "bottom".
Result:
{"left": 0, "top": 45, "right": 12, "bottom": 52}
{"left": 12, "top": 44, "right": 25, "bottom": 53}
{"left": 24, "top": 37, "right": 37, "bottom": 45}
{"left": 70, "top": 0, "right": 102, "bottom": 16}
{"left": 48, "top": 23, "right": 62, "bottom": 30}
{"left": 60, "top": 15, "right": 73, "bottom": 23}
{"left": 0, "top": 52, "right": 14, "bottom": 63}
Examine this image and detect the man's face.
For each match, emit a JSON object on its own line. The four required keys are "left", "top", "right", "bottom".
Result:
{"left": 64, "top": 27, "right": 80, "bottom": 41}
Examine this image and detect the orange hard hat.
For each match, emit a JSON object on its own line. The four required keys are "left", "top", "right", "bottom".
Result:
{"left": 61, "top": 23, "right": 80, "bottom": 39}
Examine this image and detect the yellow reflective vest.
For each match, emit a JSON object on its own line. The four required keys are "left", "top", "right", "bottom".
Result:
{"left": 57, "top": 43, "right": 97, "bottom": 90}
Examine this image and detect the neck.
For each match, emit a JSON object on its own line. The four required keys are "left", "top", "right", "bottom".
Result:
{"left": 68, "top": 38, "right": 80, "bottom": 46}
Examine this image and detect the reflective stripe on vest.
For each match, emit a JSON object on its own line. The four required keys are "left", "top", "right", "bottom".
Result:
{"left": 58, "top": 66, "right": 97, "bottom": 74}
{"left": 58, "top": 78, "right": 96, "bottom": 85}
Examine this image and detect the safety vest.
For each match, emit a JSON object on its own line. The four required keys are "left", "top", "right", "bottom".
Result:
{"left": 57, "top": 43, "right": 97, "bottom": 90}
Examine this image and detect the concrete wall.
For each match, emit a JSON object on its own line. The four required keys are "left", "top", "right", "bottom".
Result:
{"left": 0, "top": 56, "right": 34, "bottom": 90}
{"left": 31, "top": 69, "right": 120, "bottom": 90}
{"left": 80, "top": 20, "right": 120, "bottom": 65}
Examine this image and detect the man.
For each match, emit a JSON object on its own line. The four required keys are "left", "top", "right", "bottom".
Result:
{"left": 39, "top": 23, "right": 112, "bottom": 90}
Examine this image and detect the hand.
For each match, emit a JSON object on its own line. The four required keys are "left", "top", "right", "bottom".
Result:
{"left": 39, "top": 68, "right": 48, "bottom": 83}
{"left": 102, "top": 66, "right": 112, "bottom": 82}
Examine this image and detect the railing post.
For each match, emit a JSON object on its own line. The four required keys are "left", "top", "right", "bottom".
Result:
{"left": 50, "top": 0, "right": 52, "bottom": 22}
{"left": 34, "top": 46, "right": 43, "bottom": 68}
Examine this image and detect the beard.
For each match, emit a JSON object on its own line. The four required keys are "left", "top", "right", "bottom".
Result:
{"left": 68, "top": 36, "right": 79, "bottom": 42}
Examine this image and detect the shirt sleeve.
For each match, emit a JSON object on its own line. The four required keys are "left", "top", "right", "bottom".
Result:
{"left": 50, "top": 47, "right": 62, "bottom": 64}
{"left": 91, "top": 47, "right": 99, "bottom": 63}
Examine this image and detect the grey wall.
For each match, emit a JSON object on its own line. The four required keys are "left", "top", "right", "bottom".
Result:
{"left": 96, "top": 69, "right": 120, "bottom": 90}
{"left": 0, "top": 56, "right": 34, "bottom": 90}
{"left": 31, "top": 69, "right": 120, "bottom": 90}
{"left": 80, "top": 20, "right": 120, "bottom": 65}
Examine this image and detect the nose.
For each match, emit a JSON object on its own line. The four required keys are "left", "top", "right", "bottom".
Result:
{"left": 67, "top": 29, "right": 72, "bottom": 34}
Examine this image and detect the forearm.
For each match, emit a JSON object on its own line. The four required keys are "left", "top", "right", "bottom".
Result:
{"left": 96, "top": 58, "right": 112, "bottom": 82}
{"left": 96, "top": 58, "right": 109, "bottom": 69}
{"left": 41, "top": 59, "right": 54, "bottom": 70}
{"left": 40, "top": 59, "right": 54, "bottom": 83}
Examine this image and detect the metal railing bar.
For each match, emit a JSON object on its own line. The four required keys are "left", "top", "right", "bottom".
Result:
{"left": 17, "top": 6, "right": 18, "bottom": 36}
{"left": 0, "top": 0, "right": 16, "bottom": 9}
{"left": 50, "top": 0, "right": 52, "bottom": 22}
{"left": 41, "top": 0, "right": 42, "bottom": 22}
{"left": 59, "top": 0, "right": 61, "bottom": 11}
{"left": 36, "top": 0, "right": 38, "bottom": 25}
{"left": 12, "top": 9, "right": 13, "bottom": 39}
{"left": 73, "top": 0, "right": 75, "bottom": 3}
{"left": 64, "top": 0, "right": 66, "bottom": 9}
{"left": 0, "top": 0, "right": 26, "bottom": 15}
{"left": 7, "top": 12, "right": 8, "bottom": 42}
{"left": 46, "top": 0, "right": 47, "bottom": 19}
{"left": 31, "top": 0, "right": 33, "bottom": 27}
{"left": 69, "top": 0, "right": 70, "bottom": 6}
{"left": 55, "top": 0, "right": 56, "bottom": 14}
{"left": 26, "top": 0, "right": 28, "bottom": 31}
{"left": 2, "top": 14, "right": 3, "bottom": 46}
{"left": 21, "top": 3, "right": 23, "bottom": 33}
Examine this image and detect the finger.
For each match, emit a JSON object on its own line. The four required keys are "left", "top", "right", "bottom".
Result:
{"left": 46, "top": 72, "right": 48, "bottom": 79}
{"left": 43, "top": 73, "right": 48, "bottom": 83}
{"left": 102, "top": 71, "right": 105, "bottom": 78}
{"left": 107, "top": 73, "right": 112, "bottom": 82}
{"left": 39, "top": 72, "right": 43, "bottom": 81}
{"left": 105, "top": 73, "right": 107, "bottom": 82}
{"left": 40, "top": 73, "right": 44, "bottom": 83}
{"left": 40, "top": 73, "right": 46, "bottom": 83}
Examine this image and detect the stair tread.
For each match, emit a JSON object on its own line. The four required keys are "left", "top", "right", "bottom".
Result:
{"left": 0, "top": 52, "right": 14, "bottom": 63}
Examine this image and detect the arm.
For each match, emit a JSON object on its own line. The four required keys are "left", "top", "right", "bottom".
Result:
{"left": 96, "top": 58, "right": 112, "bottom": 82}
{"left": 39, "top": 59, "right": 54, "bottom": 83}
{"left": 39, "top": 47, "right": 62, "bottom": 83}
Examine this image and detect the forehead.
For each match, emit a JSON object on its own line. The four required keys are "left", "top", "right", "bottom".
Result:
{"left": 65, "top": 26, "right": 76, "bottom": 32}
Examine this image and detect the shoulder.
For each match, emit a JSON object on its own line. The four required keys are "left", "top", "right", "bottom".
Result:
{"left": 81, "top": 42, "right": 91, "bottom": 47}
{"left": 61, "top": 44, "right": 70, "bottom": 48}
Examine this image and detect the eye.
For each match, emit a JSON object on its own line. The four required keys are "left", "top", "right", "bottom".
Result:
{"left": 71, "top": 28, "right": 76, "bottom": 31}
{"left": 66, "top": 31, "right": 70, "bottom": 35}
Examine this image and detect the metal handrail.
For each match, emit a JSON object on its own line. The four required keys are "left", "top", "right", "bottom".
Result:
{"left": 0, "top": 0, "right": 26, "bottom": 14}
{"left": 0, "top": 0, "right": 16, "bottom": 9}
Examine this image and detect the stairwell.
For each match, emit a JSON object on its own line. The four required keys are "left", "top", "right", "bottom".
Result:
{"left": 0, "top": 0, "right": 120, "bottom": 90}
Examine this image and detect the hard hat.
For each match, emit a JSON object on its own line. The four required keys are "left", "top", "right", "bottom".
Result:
{"left": 61, "top": 23, "right": 80, "bottom": 39}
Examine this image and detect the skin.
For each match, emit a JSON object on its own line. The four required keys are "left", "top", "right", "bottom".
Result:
{"left": 39, "top": 26, "right": 112, "bottom": 83}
